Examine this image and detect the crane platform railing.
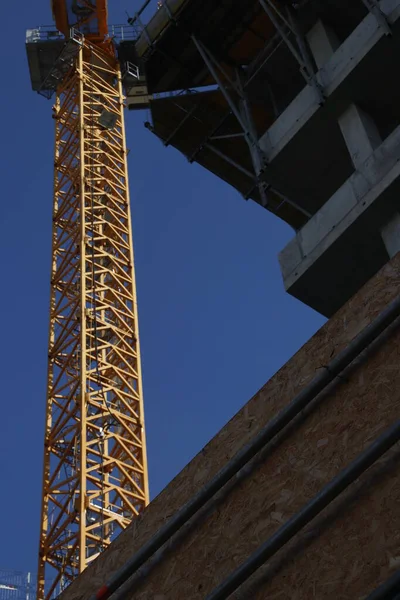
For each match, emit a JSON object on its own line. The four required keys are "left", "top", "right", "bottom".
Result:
{"left": 26, "top": 23, "right": 137, "bottom": 46}
{"left": 26, "top": 26, "right": 65, "bottom": 43}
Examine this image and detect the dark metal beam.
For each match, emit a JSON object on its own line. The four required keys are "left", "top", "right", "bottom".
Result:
{"left": 245, "top": 32, "right": 283, "bottom": 88}
{"left": 204, "top": 143, "right": 255, "bottom": 180}
{"left": 367, "top": 569, "right": 400, "bottom": 600}
{"left": 210, "top": 133, "right": 244, "bottom": 141}
{"left": 190, "top": 36, "right": 272, "bottom": 204}
{"left": 236, "top": 70, "right": 270, "bottom": 205}
{"left": 163, "top": 103, "right": 199, "bottom": 146}
{"left": 258, "top": 0, "right": 307, "bottom": 73}
{"left": 207, "top": 419, "right": 400, "bottom": 599}
{"left": 127, "top": 0, "right": 152, "bottom": 24}
{"left": 286, "top": 4, "right": 324, "bottom": 103}
{"left": 191, "top": 36, "right": 247, "bottom": 134}
{"left": 258, "top": 0, "right": 324, "bottom": 103}
{"left": 188, "top": 110, "right": 233, "bottom": 163}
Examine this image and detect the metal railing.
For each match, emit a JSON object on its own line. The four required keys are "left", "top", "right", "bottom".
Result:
{"left": 25, "top": 26, "right": 64, "bottom": 44}
{"left": 108, "top": 24, "right": 137, "bottom": 42}
{"left": 26, "top": 24, "right": 137, "bottom": 45}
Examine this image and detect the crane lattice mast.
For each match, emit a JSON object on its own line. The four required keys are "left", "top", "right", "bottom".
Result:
{"left": 33, "top": 3, "right": 149, "bottom": 598}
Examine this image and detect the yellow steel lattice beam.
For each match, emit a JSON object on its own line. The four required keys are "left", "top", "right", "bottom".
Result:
{"left": 37, "top": 40, "right": 149, "bottom": 600}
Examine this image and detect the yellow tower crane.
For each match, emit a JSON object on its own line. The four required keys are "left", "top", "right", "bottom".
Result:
{"left": 27, "top": 2, "right": 149, "bottom": 598}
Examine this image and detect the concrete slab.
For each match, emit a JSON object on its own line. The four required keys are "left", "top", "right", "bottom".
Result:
{"left": 259, "top": 0, "right": 400, "bottom": 215}
{"left": 279, "top": 124, "right": 400, "bottom": 316}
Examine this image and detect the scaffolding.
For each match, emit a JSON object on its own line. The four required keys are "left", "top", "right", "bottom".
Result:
{"left": 122, "top": 0, "right": 390, "bottom": 229}
{"left": 0, "top": 570, "right": 36, "bottom": 600}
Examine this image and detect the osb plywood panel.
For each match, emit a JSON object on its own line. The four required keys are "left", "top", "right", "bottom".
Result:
{"left": 61, "top": 254, "right": 400, "bottom": 600}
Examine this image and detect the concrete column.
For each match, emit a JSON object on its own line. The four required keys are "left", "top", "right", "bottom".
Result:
{"left": 306, "top": 20, "right": 340, "bottom": 70}
{"left": 338, "top": 104, "right": 382, "bottom": 170}
{"left": 381, "top": 213, "right": 400, "bottom": 258}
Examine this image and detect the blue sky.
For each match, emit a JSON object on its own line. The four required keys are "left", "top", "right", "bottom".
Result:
{"left": 0, "top": 0, "right": 325, "bottom": 576}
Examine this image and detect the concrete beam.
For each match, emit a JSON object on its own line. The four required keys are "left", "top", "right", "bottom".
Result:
{"left": 306, "top": 20, "right": 340, "bottom": 70}
{"left": 381, "top": 213, "right": 400, "bottom": 257}
{"left": 260, "top": 0, "right": 400, "bottom": 162}
{"left": 338, "top": 104, "right": 382, "bottom": 170}
{"left": 278, "top": 122, "right": 400, "bottom": 316}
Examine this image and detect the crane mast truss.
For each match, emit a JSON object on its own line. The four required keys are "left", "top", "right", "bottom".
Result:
{"left": 38, "top": 39, "right": 149, "bottom": 600}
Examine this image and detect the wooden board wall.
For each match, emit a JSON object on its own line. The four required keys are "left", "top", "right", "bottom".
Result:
{"left": 61, "top": 253, "right": 400, "bottom": 600}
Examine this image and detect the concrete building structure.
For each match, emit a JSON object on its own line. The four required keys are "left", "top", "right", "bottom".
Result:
{"left": 28, "top": 1, "right": 400, "bottom": 316}
{"left": 122, "top": 0, "right": 400, "bottom": 317}
{"left": 26, "top": 0, "right": 400, "bottom": 598}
